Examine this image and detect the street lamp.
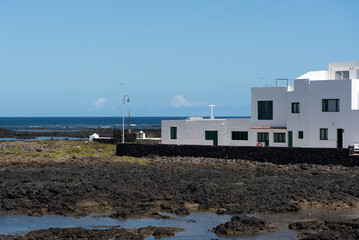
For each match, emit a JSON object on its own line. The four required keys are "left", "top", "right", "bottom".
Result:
{"left": 122, "top": 95, "right": 130, "bottom": 143}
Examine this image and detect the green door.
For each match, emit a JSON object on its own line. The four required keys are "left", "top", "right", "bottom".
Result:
{"left": 288, "top": 131, "right": 293, "bottom": 147}
{"left": 205, "top": 131, "right": 218, "bottom": 146}
{"left": 258, "top": 132, "right": 269, "bottom": 147}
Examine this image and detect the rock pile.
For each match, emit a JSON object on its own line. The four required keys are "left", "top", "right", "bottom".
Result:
{"left": 290, "top": 219, "right": 359, "bottom": 240}
{"left": 0, "top": 226, "right": 184, "bottom": 240}
{"left": 212, "top": 214, "right": 279, "bottom": 235}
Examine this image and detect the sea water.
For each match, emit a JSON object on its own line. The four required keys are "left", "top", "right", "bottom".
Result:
{"left": 1, "top": 208, "right": 359, "bottom": 239}
{"left": 0, "top": 117, "right": 185, "bottom": 131}
{"left": 0, "top": 117, "right": 250, "bottom": 131}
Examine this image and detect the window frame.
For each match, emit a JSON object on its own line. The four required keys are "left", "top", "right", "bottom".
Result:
{"left": 322, "top": 99, "right": 340, "bottom": 112}
{"left": 170, "top": 127, "right": 177, "bottom": 139}
{"left": 257, "top": 132, "right": 269, "bottom": 142}
{"left": 320, "top": 128, "right": 328, "bottom": 140}
{"left": 291, "top": 102, "right": 300, "bottom": 114}
{"left": 257, "top": 101, "right": 273, "bottom": 120}
{"left": 298, "top": 131, "right": 304, "bottom": 139}
{"left": 335, "top": 70, "right": 349, "bottom": 80}
{"left": 273, "top": 133, "right": 286, "bottom": 143}
{"left": 232, "top": 131, "right": 248, "bottom": 141}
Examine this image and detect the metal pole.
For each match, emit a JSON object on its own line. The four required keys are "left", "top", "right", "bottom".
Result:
{"left": 128, "top": 110, "right": 131, "bottom": 133}
{"left": 122, "top": 99, "right": 125, "bottom": 143}
{"left": 122, "top": 95, "right": 130, "bottom": 143}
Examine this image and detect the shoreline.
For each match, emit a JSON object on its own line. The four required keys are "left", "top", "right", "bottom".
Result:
{"left": 1, "top": 140, "right": 359, "bottom": 239}
{"left": 0, "top": 128, "right": 161, "bottom": 140}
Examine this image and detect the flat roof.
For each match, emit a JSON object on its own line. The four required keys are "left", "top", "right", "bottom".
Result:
{"left": 250, "top": 127, "right": 287, "bottom": 129}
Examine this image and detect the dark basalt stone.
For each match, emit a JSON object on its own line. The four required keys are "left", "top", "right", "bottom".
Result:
{"left": 0, "top": 226, "right": 184, "bottom": 240}
{"left": 291, "top": 219, "right": 359, "bottom": 240}
{"left": 212, "top": 214, "right": 279, "bottom": 236}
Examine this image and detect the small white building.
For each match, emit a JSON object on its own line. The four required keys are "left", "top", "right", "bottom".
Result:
{"left": 162, "top": 62, "right": 359, "bottom": 148}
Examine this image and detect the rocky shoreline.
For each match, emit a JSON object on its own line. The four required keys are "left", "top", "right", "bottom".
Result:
{"left": 211, "top": 214, "right": 280, "bottom": 236}
{"left": 0, "top": 128, "right": 161, "bottom": 140}
{"left": 0, "top": 140, "right": 359, "bottom": 239}
{"left": 0, "top": 226, "right": 184, "bottom": 240}
{"left": 290, "top": 219, "right": 359, "bottom": 239}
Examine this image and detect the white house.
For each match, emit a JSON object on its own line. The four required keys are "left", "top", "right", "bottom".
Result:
{"left": 161, "top": 61, "right": 359, "bottom": 148}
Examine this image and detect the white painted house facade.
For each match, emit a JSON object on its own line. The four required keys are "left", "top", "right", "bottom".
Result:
{"left": 162, "top": 62, "right": 359, "bottom": 148}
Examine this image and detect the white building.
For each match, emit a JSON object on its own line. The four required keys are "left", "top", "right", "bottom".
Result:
{"left": 162, "top": 62, "right": 359, "bottom": 148}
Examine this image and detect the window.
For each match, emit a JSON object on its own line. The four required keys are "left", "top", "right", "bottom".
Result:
{"left": 298, "top": 131, "right": 303, "bottom": 139}
{"left": 335, "top": 71, "right": 349, "bottom": 80}
{"left": 291, "top": 102, "right": 300, "bottom": 113}
{"left": 320, "top": 128, "right": 328, "bottom": 140}
{"left": 322, "top": 99, "right": 340, "bottom": 112}
{"left": 258, "top": 101, "right": 273, "bottom": 120}
{"left": 257, "top": 132, "right": 269, "bottom": 142}
{"left": 170, "top": 127, "right": 177, "bottom": 139}
{"left": 232, "top": 131, "right": 248, "bottom": 140}
{"left": 274, "top": 133, "right": 286, "bottom": 143}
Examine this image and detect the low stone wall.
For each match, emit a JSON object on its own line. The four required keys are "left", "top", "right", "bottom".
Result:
{"left": 113, "top": 130, "right": 137, "bottom": 143}
{"left": 94, "top": 138, "right": 115, "bottom": 144}
{"left": 116, "top": 144, "right": 359, "bottom": 166}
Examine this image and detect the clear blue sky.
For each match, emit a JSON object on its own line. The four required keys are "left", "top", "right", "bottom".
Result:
{"left": 0, "top": 0, "right": 358, "bottom": 117}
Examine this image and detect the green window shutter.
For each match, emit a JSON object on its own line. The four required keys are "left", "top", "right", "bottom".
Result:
{"left": 170, "top": 127, "right": 177, "bottom": 139}
{"left": 298, "top": 131, "right": 303, "bottom": 139}
{"left": 258, "top": 132, "right": 269, "bottom": 142}
{"left": 232, "top": 131, "right": 248, "bottom": 140}
{"left": 274, "top": 133, "right": 286, "bottom": 143}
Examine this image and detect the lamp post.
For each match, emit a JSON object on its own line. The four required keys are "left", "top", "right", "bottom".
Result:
{"left": 122, "top": 95, "right": 130, "bottom": 143}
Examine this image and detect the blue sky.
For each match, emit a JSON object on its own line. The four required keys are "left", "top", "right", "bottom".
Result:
{"left": 0, "top": 0, "right": 358, "bottom": 117}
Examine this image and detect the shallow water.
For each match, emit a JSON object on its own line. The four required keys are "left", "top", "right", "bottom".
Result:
{"left": 35, "top": 137, "right": 88, "bottom": 141}
{"left": 1, "top": 208, "right": 359, "bottom": 239}
{"left": 0, "top": 137, "right": 87, "bottom": 141}
{"left": 0, "top": 213, "right": 120, "bottom": 236}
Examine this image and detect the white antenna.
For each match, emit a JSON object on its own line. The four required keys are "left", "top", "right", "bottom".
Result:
{"left": 209, "top": 105, "right": 215, "bottom": 119}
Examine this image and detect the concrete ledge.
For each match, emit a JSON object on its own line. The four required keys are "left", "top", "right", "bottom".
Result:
{"left": 116, "top": 144, "right": 359, "bottom": 166}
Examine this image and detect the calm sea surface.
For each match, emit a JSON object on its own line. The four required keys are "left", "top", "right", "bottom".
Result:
{"left": 0, "top": 117, "right": 185, "bottom": 131}
{"left": 0, "top": 117, "right": 249, "bottom": 131}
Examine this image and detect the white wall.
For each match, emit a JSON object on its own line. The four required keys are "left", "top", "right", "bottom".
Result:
{"left": 252, "top": 79, "right": 359, "bottom": 148}
{"left": 306, "top": 80, "right": 352, "bottom": 148}
{"left": 329, "top": 62, "right": 359, "bottom": 79}
{"left": 162, "top": 62, "right": 359, "bottom": 149}
{"left": 251, "top": 86, "right": 288, "bottom": 127}
{"left": 250, "top": 129, "right": 288, "bottom": 147}
{"left": 286, "top": 79, "right": 312, "bottom": 147}
{"left": 352, "top": 79, "right": 359, "bottom": 110}
{"left": 162, "top": 118, "right": 252, "bottom": 146}
{"left": 224, "top": 118, "right": 253, "bottom": 146}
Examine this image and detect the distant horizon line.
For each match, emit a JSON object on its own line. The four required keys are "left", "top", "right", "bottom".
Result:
{"left": 0, "top": 116, "right": 251, "bottom": 118}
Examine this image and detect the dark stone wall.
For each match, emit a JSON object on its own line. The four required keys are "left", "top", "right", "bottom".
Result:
{"left": 113, "top": 130, "right": 136, "bottom": 143}
{"left": 116, "top": 144, "right": 359, "bottom": 166}
{"left": 94, "top": 138, "right": 115, "bottom": 144}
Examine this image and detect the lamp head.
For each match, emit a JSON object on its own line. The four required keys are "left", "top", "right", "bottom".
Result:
{"left": 123, "top": 95, "right": 131, "bottom": 104}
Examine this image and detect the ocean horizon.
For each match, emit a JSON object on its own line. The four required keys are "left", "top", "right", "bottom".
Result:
{"left": 0, "top": 116, "right": 250, "bottom": 131}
